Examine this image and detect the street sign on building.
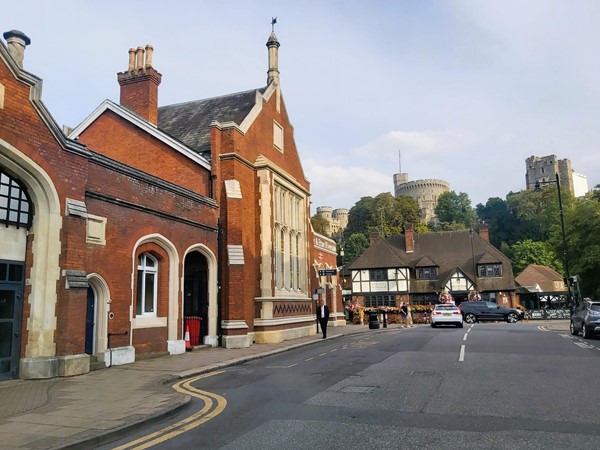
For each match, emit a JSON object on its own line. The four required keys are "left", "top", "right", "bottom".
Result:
{"left": 318, "top": 269, "right": 337, "bottom": 276}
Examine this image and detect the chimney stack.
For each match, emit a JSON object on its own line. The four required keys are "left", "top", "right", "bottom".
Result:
{"left": 369, "top": 232, "right": 380, "bottom": 247}
{"left": 478, "top": 222, "right": 490, "bottom": 242}
{"left": 3, "top": 30, "right": 31, "bottom": 69}
{"left": 117, "top": 44, "right": 162, "bottom": 125}
{"left": 404, "top": 223, "right": 414, "bottom": 253}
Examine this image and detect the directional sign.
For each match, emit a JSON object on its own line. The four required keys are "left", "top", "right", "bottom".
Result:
{"left": 318, "top": 269, "right": 337, "bottom": 276}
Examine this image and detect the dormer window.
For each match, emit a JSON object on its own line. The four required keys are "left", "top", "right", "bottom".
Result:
{"left": 479, "top": 264, "right": 502, "bottom": 278}
{"left": 417, "top": 267, "right": 438, "bottom": 280}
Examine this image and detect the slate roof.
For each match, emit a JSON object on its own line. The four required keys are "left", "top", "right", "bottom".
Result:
{"left": 515, "top": 264, "right": 566, "bottom": 292}
{"left": 158, "top": 87, "right": 266, "bottom": 157}
{"left": 348, "top": 230, "right": 515, "bottom": 293}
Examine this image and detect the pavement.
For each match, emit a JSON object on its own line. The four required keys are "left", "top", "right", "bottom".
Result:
{"left": 0, "top": 319, "right": 570, "bottom": 450}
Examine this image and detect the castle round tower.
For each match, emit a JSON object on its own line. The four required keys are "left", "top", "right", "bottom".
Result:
{"left": 393, "top": 173, "right": 449, "bottom": 224}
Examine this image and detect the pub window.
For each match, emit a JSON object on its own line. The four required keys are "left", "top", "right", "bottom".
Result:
{"left": 369, "top": 269, "right": 388, "bottom": 281}
{"left": 417, "top": 267, "right": 438, "bottom": 280}
{"left": 478, "top": 264, "right": 502, "bottom": 278}
{"left": 365, "top": 295, "right": 396, "bottom": 308}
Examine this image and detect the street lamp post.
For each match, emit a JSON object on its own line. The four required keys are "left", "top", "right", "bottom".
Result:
{"left": 534, "top": 172, "right": 573, "bottom": 310}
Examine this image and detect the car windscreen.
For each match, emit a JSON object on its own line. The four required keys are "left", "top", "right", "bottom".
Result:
{"left": 590, "top": 303, "right": 600, "bottom": 312}
{"left": 435, "top": 305, "right": 458, "bottom": 310}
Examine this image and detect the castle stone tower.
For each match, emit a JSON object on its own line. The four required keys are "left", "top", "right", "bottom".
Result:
{"left": 393, "top": 172, "right": 449, "bottom": 224}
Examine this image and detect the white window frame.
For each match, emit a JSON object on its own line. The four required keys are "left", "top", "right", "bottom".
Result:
{"left": 137, "top": 253, "right": 158, "bottom": 316}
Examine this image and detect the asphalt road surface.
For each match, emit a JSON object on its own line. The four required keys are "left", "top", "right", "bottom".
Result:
{"left": 105, "top": 322, "right": 600, "bottom": 449}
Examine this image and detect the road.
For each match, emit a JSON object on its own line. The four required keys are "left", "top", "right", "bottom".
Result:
{"left": 105, "top": 322, "right": 600, "bottom": 449}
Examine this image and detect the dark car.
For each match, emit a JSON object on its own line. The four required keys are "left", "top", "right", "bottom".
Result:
{"left": 570, "top": 299, "right": 600, "bottom": 339}
{"left": 458, "top": 301, "right": 523, "bottom": 324}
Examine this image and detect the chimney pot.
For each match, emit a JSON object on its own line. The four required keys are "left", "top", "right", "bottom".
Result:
{"left": 3, "top": 29, "right": 31, "bottom": 69}
{"left": 135, "top": 46, "right": 144, "bottom": 71}
{"left": 145, "top": 44, "right": 154, "bottom": 68}
{"left": 128, "top": 48, "right": 136, "bottom": 71}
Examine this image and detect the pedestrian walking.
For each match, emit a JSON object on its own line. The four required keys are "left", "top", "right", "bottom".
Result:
{"left": 400, "top": 301, "right": 408, "bottom": 327}
{"left": 406, "top": 303, "right": 414, "bottom": 327}
{"left": 316, "top": 299, "right": 330, "bottom": 338}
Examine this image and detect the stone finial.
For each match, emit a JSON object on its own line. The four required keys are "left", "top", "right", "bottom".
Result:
{"left": 266, "top": 31, "right": 280, "bottom": 85}
{"left": 3, "top": 30, "right": 31, "bottom": 69}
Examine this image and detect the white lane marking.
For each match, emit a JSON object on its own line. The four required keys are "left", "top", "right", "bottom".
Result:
{"left": 319, "top": 352, "right": 327, "bottom": 357}
{"left": 305, "top": 357, "right": 314, "bottom": 361}
{"left": 467, "top": 327, "right": 472, "bottom": 333}
{"left": 459, "top": 345, "right": 466, "bottom": 362}
{"left": 463, "top": 333, "right": 468, "bottom": 341}
{"left": 330, "top": 349, "right": 337, "bottom": 352}
{"left": 265, "top": 363, "right": 297, "bottom": 369}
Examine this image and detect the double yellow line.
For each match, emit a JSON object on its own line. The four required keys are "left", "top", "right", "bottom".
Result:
{"left": 113, "top": 372, "right": 227, "bottom": 449}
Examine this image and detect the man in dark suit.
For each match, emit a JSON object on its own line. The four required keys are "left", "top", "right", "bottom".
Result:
{"left": 316, "top": 299, "right": 330, "bottom": 339}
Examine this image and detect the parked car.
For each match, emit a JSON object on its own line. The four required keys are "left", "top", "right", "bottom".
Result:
{"left": 458, "top": 301, "right": 523, "bottom": 324}
{"left": 570, "top": 299, "right": 600, "bottom": 339}
{"left": 431, "top": 304, "right": 463, "bottom": 328}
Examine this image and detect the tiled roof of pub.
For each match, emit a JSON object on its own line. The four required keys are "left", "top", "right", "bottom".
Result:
{"left": 349, "top": 229, "right": 515, "bottom": 292}
{"left": 515, "top": 264, "right": 565, "bottom": 292}
{"left": 158, "top": 87, "right": 266, "bottom": 156}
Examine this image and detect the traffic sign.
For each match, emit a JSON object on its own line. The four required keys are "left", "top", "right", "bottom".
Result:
{"left": 318, "top": 269, "right": 337, "bottom": 276}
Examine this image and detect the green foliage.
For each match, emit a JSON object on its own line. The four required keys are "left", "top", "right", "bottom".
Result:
{"left": 310, "top": 214, "right": 330, "bottom": 236}
{"left": 344, "top": 233, "right": 369, "bottom": 263}
{"left": 343, "top": 193, "right": 421, "bottom": 240}
{"left": 339, "top": 181, "right": 600, "bottom": 298}
{"left": 510, "top": 239, "right": 562, "bottom": 276}
{"left": 563, "top": 196, "right": 600, "bottom": 298}
{"left": 433, "top": 191, "right": 477, "bottom": 230}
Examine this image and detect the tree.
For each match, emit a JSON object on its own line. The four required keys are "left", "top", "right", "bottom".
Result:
{"left": 510, "top": 239, "right": 562, "bottom": 276}
{"left": 371, "top": 192, "right": 420, "bottom": 237}
{"left": 476, "top": 197, "right": 517, "bottom": 248}
{"left": 310, "top": 214, "right": 329, "bottom": 236}
{"left": 343, "top": 233, "right": 369, "bottom": 263}
{"left": 343, "top": 196, "right": 374, "bottom": 240}
{"left": 343, "top": 193, "right": 421, "bottom": 241}
{"left": 561, "top": 196, "right": 600, "bottom": 299}
{"left": 433, "top": 191, "right": 477, "bottom": 230}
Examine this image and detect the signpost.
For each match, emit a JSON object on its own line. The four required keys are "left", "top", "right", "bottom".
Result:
{"left": 318, "top": 269, "right": 337, "bottom": 276}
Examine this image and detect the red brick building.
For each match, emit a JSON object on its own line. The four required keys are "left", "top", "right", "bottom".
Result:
{"left": 1, "top": 27, "right": 344, "bottom": 380}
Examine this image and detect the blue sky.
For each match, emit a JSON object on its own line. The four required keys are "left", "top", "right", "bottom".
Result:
{"left": 3, "top": 1, "right": 599, "bottom": 212}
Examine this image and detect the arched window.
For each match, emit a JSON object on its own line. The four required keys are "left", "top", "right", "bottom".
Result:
{"left": 0, "top": 170, "right": 32, "bottom": 229}
{"left": 137, "top": 253, "right": 158, "bottom": 316}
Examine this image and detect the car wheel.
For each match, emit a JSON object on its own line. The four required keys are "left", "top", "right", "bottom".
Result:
{"left": 506, "top": 313, "right": 518, "bottom": 323}
{"left": 431, "top": 323, "right": 436, "bottom": 328}
{"left": 570, "top": 321, "right": 578, "bottom": 336}
{"left": 458, "top": 322, "right": 464, "bottom": 328}
{"left": 464, "top": 313, "right": 477, "bottom": 324}
{"left": 582, "top": 323, "right": 589, "bottom": 339}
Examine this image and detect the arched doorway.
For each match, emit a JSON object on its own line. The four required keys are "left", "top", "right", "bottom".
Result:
{"left": 184, "top": 251, "right": 209, "bottom": 346}
{"left": 0, "top": 170, "right": 32, "bottom": 380}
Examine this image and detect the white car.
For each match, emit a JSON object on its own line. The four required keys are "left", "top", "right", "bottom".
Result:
{"left": 431, "top": 304, "right": 463, "bottom": 328}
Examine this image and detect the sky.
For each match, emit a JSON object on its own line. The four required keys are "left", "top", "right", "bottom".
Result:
{"left": 3, "top": 1, "right": 600, "bottom": 213}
